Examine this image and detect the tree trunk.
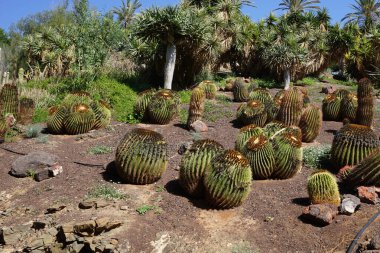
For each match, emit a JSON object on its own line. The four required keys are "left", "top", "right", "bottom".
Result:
{"left": 284, "top": 68, "right": 291, "bottom": 90}
{"left": 164, "top": 43, "right": 176, "bottom": 90}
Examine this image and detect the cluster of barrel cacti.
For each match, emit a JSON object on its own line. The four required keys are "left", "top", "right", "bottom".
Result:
{"left": 322, "top": 89, "right": 359, "bottom": 123}
{"left": 133, "top": 89, "right": 180, "bottom": 125}
{"left": 47, "top": 92, "right": 111, "bottom": 135}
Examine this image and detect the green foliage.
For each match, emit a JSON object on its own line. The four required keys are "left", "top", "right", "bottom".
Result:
{"left": 307, "top": 170, "right": 340, "bottom": 206}
{"left": 86, "top": 185, "right": 127, "bottom": 200}
{"left": 254, "top": 78, "right": 281, "bottom": 89}
{"left": 203, "top": 100, "right": 234, "bottom": 122}
{"left": 178, "top": 90, "right": 192, "bottom": 104}
{"left": 303, "top": 144, "right": 332, "bottom": 169}
{"left": 179, "top": 108, "right": 188, "bottom": 124}
{"left": 136, "top": 205, "right": 156, "bottom": 215}
{"left": 296, "top": 77, "right": 318, "bottom": 86}
{"left": 32, "top": 108, "right": 49, "bottom": 123}
{"left": 25, "top": 125, "right": 42, "bottom": 138}
{"left": 88, "top": 145, "right": 113, "bottom": 155}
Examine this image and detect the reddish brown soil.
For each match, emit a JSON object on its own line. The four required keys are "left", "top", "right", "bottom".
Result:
{"left": 0, "top": 84, "right": 379, "bottom": 253}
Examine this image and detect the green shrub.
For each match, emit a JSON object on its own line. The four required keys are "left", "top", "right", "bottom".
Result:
{"left": 88, "top": 145, "right": 113, "bottom": 155}
{"left": 32, "top": 108, "right": 49, "bottom": 123}
{"left": 25, "top": 125, "right": 42, "bottom": 138}
{"left": 86, "top": 185, "right": 127, "bottom": 200}
{"left": 254, "top": 78, "right": 281, "bottom": 89}
{"left": 303, "top": 144, "right": 332, "bottom": 169}
{"left": 177, "top": 90, "right": 192, "bottom": 104}
{"left": 296, "top": 77, "right": 318, "bottom": 86}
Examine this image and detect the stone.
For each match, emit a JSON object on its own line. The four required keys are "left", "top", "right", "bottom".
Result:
{"left": 369, "top": 235, "right": 380, "bottom": 250}
{"left": 35, "top": 169, "right": 50, "bottom": 182}
{"left": 178, "top": 141, "right": 192, "bottom": 155}
{"left": 1, "top": 227, "right": 22, "bottom": 245}
{"left": 119, "top": 205, "right": 128, "bottom": 211}
{"left": 190, "top": 120, "right": 208, "bottom": 133}
{"left": 339, "top": 194, "right": 361, "bottom": 215}
{"left": 73, "top": 220, "right": 96, "bottom": 237}
{"left": 321, "top": 85, "right": 336, "bottom": 94}
{"left": 68, "top": 241, "right": 84, "bottom": 253}
{"left": 104, "top": 220, "right": 123, "bottom": 232}
{"left": 49, "top": 165, "right": 63, "bottom": 177}
{"left": 28, "top": 238, "right": 44, "bottom": 250}
{"left": 95, "top": 217, "right": 111, "bottom": 234}
{"left": 10, "top": 151, "right": 59, "bottom": 178}
{"left": 78, "top": 200, "right": 96, "bottom": 209}
{"left": 46, "top": 227, "right": 59, "bottom": 237}
{"left": 95, "top": 200, "right": 110, "bottom": 209}
{"left": 60, "top": 223, "right": 74, "bottom": 234}
{"left": 302, "top": 204, "right": 338, "bottom": 226}
{"left": 357, "top": 186, "right": 379, "bottom": 204}
{"left": 46, "top": 205, "right": 66, "bottom": 214}
{"left": 63, "top": 233, "right": 76, "bottom": 243}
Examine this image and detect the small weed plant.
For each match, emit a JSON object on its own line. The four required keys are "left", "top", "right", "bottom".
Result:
{"left": 86, "top": 185, "right": 127, "bottom": 200}
{"left": 88, "top": 145, "right": 113, "bottom": 155}
{"left": 303, "top": 144, "right": 332, "bottom": 169}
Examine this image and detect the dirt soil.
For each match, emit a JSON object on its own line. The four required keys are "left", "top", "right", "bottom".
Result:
{"left": 0, "top": 82, "right": 379, "bottom": 253}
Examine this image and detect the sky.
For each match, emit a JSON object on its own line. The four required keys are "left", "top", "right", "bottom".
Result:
{"left": 0, "top": 0, "right": 354, "bottom": 32}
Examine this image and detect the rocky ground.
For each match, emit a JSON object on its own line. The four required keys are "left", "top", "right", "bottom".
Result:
{"left": 0, "top": 82, "right": 379, "bottom": 253}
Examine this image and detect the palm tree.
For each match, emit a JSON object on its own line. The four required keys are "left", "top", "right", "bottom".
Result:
{"left": 134, "top": 6, "right": 213, "bottom": 89}
{"left": 276, "top": 0, "right": 320, "bottom": 13}
{"left": 342, "top": 0, "right": 380, "bottom": 31}
{"left": 113, "top": 0, "right": 141, "bottom": 28}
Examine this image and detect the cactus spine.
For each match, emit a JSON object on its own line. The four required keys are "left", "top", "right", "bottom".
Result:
{"left": 356, "top": 78, "right": 374, "bottom": 127}
{"left": 134, "top": 89, "right": 156, "bottom": 120}
{"left": 322, "top": 94, "right": 341, "bottom": 121}
{"left": 91, "top": 100, "right": 111, "bottom": 129}
{"left": 179, "top": 139, "right": 224, "bottom": 196}
{"left": 236, "top": 100, "right": 267, "bottom": 127}
{"left": 115, "top": 128, "right": 168, "bottom": 184}
{"left": 233, "top": 78, "right": 249, "bottom": 102}
{"left": 203, "top": 150, "right": 252, "bottom": 209}
{"left": 299, "top": 105, "right": 322, "bottom": 143}
{"left": 187, "top": 87, "right": 205, "bottom": 127}
{"left": 64, "top": 104, "right": 95, "bottom": 135}
{"left": 276, "top": 87, "right": 303, "bottom": 126}
{"left": 235, "top": 124, "right": 264, "bottom": 153}
{"left": 47, "top": 106, "right": 67, "bottom": 134}
{"left": 341, "top": 93, "right": 358, "bottom": 122}
{"left": 345, "top": 149, "right": 380, "bottom": 187}
{"left": 307, "top": 170, "right": 341, "bottom": 205}
{"left": 19, "top": 97, "right": 35, "bottom": 125}
{"left": 264, "top": 121, "right": 286, "bottom": 139}
{"left": 0, "top": 83, "right": 19, "bottom": 117}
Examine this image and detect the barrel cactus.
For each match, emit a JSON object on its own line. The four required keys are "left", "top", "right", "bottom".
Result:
{"left": 299, "top": 105, "right": 322, "bottom": 143}
{"left": 242, "top": 133, "right": 275, "bottom": 180}
{"left": 62, "top": 92, "right": 92, "bottom": 109}
{"left": 271, "top": 126, "right": 303, "bottom": 179}
{"left": 224, "top": 78, "right": 235, "bottom": 91}
{"left": 341, "top": 93, "right": 358, "bottom": 122}
{"left": 147, "top": 90, "right": 180, "bottom": 125}
{"left": 235, "top": 124, "right": 264, "bottom": 153}
{"left": 64, "top": 104, "right": 95, "bottom": 135}
{"left": 233, "top": 78, "right": 249, "bottom": 102}
{"left": 331, "top": 123, "right": 380, "bottom": 168}
{"left": 272, "top": 90, "right": 286, "bottom": 121}
{"left": 236, "top": 100, "right": 267, "bottom": 127}
{"left": 47, "top": 106, "right": 67, "bottom": 134}
{"left": 333, "top": 89, "right": 351, "bottom": 100}
{"left": 199, "top": 80, "right": 217, "bottom": 99}
{"left": 0, "top": 83, "right": 19, "bottom": 116}
{"left": 179, "top": 139, "right": 224, "bottom": 196}
{"left": 187, "top": 87, "right": 206, "bottom": 127}
{"left": 115, "top": 128, "right": 168, "bottom": 184}
{"left": 276, "top": 87, "right": 303, "bottom": 126}
{"left": 322, "top": 94, "right": 341, "bottom": 121}
{"left": 307, "top": 170, "right": 341, "bottom": 205}
{"left": 356, "top": 78, "right": 374, "bottom": 127}
{"left": 345, "top": 149, "right": 380, "bottom": 187}
{"left": 133, "top": 89, "right": 156, "bottom": 120}
{"left": 19, "top": 97, "right": 35, "bottom": 125}
{"left": 91, "top": 100, "right": 111, "bottom": 129}
{"left": 249, "top": 88, "right": 275, "bottom": 121}
{"left": 264, "top": 121, "right": 286, "bottom": 139}
{"left": 203, "top": 150, "right": 252, "bottom": 209}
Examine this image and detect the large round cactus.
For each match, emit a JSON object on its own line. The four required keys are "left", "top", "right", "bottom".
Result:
{"left": 249, "top": 88, "right": 275, "bottom": 122}
{"left": 61, "top": 92, "right": 92, "bottom": 109}
{"left": 331, "top": 123, "right": 380, "bottom": 168}
{"left": 203, "top": 150, "right": 252, "bottom": 209}
{"left": 115, "top": 128, "right": 168, "bottom": 184}
{"left": 242, "top": 133, "right": 275, "bottom": 180}
{"left": 322, "top": 94, "right": 341, "bottom": 121}
{"left": 133, "top": 89, "right": 156, "bottom": 120}
{"left": 264, "top": 121, "right": 286, "bottom": 139}
{"left": 236, "top": 100, "right": 267, "bottom": 127}
{"left": 271, "top": 126, "right": 303, "bottom": 179}
{"left": 235, "top": 124, "right": 264, "bottom": 153}
{"left": 64, "top": 104, "right": 95, "bottom": 135}
{"left": 187, "top": 87, "right": 206, "bottom": 127}
{"left": 307, "top": 170, "right": 341, "bottom": 205}
{"left": 0, "top": 83, "right": 19, "bottom": 117}
{"left": 199, "top": 80, "right": 217, "bottom": 99}
{"left": 341, "top": 93, "right": 358, "bottom": 122}
{"left": 179, "top": 139, "right": 224, "bottom": 196}
{"left": 147, "top": 89, "right": 180, "bottom": 125}
{"left": 356, "top": 77, "right": 374, "bottom": 127}
{"left": 276, "top": 87, "right": 303, "bottom": 126}
{"left": 233, "top": 78, "right": 249, "bottom": 102}
{"left": 299, "top": 105, "right": 322, "bottom": 143}
{"left": 91, "top": 100, "right": 111, "bottom": 129}
{"left": 47, "top": 106, "right": 68, "bottom": 134}
{"left": 345, "top": 149, "right": 380, "bottom": 187}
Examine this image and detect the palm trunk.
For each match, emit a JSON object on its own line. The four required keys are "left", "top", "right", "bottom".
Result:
{"left": 164, "top": 43, "right": 176, "bottom": 90}
{"left": 284, "top": 68, "right": 291, "bottom": 90}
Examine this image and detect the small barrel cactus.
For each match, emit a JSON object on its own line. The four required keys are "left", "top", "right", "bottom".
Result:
{"left": 307, "top": 170, "right": 341, "bottom": 205}
{"left": 322, "top": 94, "right": 341, "bottom": 121}
{"left": 19, "top": 97, "right": 35, "bottom": 125}
{"left": 236, "top": 100, "right": 267, "bottom": 127}
{"left": 356, "top": 78, "right": 374, "bottom": 127}
{"left": 91, "top": 100, "right": 111, "bottom": 129}
{"left": 203, "top": 150, "right": 252, "bottom": 209}
{"left": 276, "top": 87, "right": 303, "bottom": 126}
{"left": 147, "top": 89, "right": 180, "bottom": 125}
{"left": 340, "top": 93, "right": 358, "bottom": 122}
{"left": 224, "top": 78, "right": 235, "bottom": 91}
{"left": 249, "top": 88, "right": 275, "bottom": 122}
{"left": 47, "top": 106, "right": 67, "bottom": 134}
{"left": 233, "top": 78, "right": 249, "bottom": 102}
{"left": 299, "top": 105, "right": 322, "bottom": 143}
{"left": 331, "top": 123, "right": 380, "bottom": 168}
{"left": 133, "top": 89, "right": 156, "bottom": 120}
{"left": 0, "top": 83, "right": 19, "bottom": 117}
{"left": 264, "top": 121, "right": 286, "bottom": 139}
{"left": 242, "top": 133, "right": 275, "bottom": 180}
{"left": 271, "top": 126, "right": 303, "bottom": 179}
{"left": 187, "top": 87, "right": 206, "bottom": 127}
{"left": 333, "top": 89, "right": 351, "bottom": 100}
{"left": 64, "top": 104, "right": 95, "bottom": 135}
{"left": 345, "top": 149, "right": 380, "bottom": 187}
{"left": 235, "top": 124, "right": 264, "bottom": 153}
{"left": 115, "top": 128, "right": 168, "bottom": 184}
{"left": 179, "top": 139, "right": 224, "bottom": 196}
{"left": 199, "top": 80, "right": 217, "bottom": 99}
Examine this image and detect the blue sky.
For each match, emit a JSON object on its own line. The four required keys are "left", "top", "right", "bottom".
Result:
{"left": 0, "top": 0, "right": 353, "bottom": 31}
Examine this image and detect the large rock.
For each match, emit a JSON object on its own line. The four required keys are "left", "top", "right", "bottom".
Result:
{"left": 339, "top": 194, "right": 361, "bottom": 215}
{"left": 10, "top": 152, "right": 59, "bottom": 178}
{"left": 357, "top": 186, "right": 379, "bottom": 204}
{"left": 190, "top": 120, "right": 208, "bottom": 133}
{"left": 321, "top": 85, "right": 336, "bottom": 94}
{"left": 302, "top": 204, "right": 338, "bottom": 226}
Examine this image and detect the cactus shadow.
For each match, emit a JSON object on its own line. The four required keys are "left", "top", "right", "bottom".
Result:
{"left": 292, "top": 197, "right": 310, "bottom": 206}
{"left": 101, "top": 161, "right": 122, "bottom": 183}
{"left": 173, "top": 123, "right": 188, "bottom": 131}
{"left": 297, "top": 214, "right": 330, "bottom": 228}
{"left": 325, "top": 129, "right": 337, "bottom": 135}
{"left": 230, "top": 119, "right": 242, "bottom": 129}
